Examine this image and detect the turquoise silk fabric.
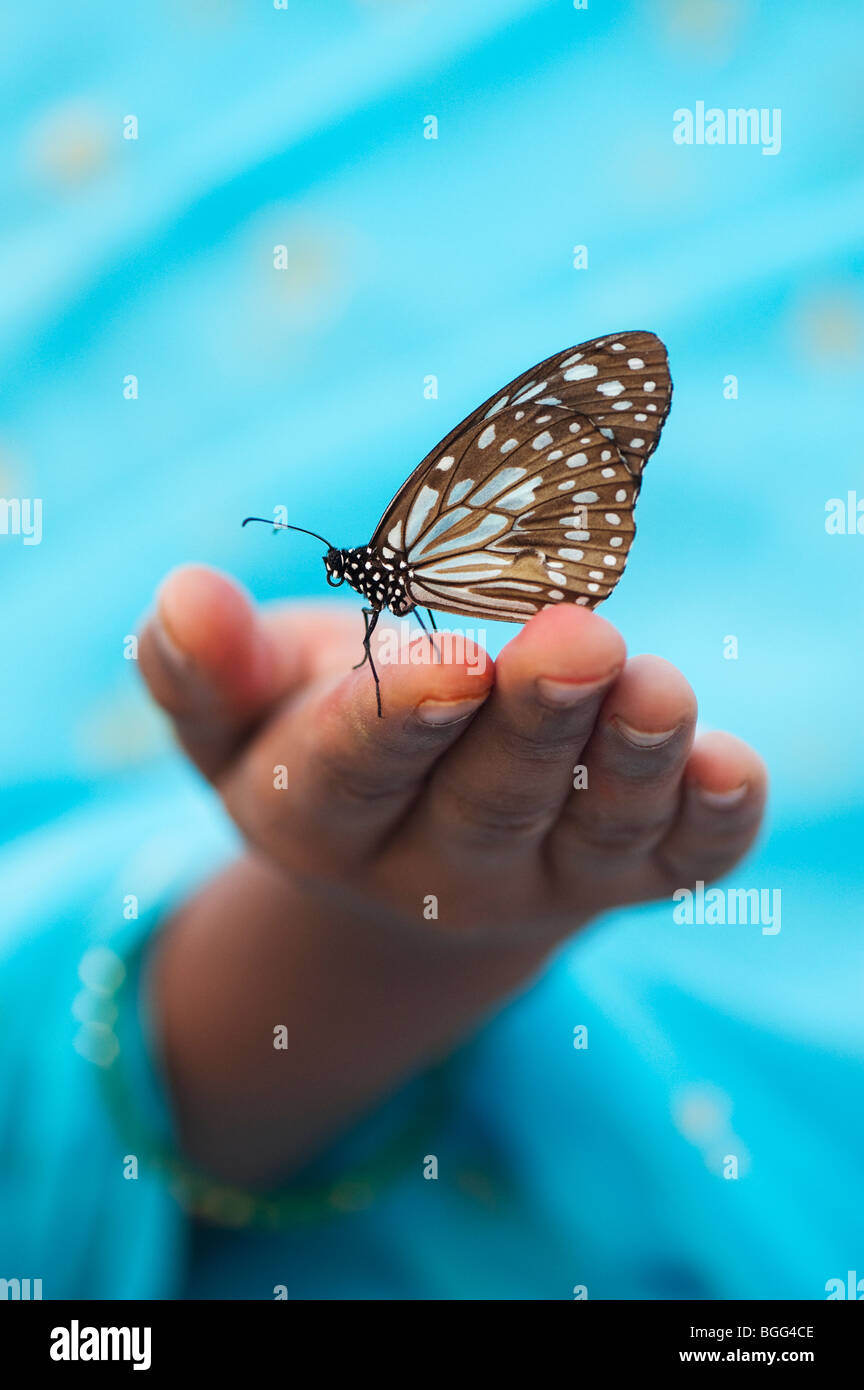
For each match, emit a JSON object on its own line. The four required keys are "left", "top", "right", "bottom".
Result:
{"left": 1, "top": 1, "right": 863, "bottom": 1299}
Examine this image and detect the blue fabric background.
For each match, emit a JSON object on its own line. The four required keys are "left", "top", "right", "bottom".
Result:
{"left": 1, "top": 0, "right": 862, "bottom": 1299}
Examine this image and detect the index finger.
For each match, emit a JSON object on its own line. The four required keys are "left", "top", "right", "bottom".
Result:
{"left": 218, "top": 629, "right": 494, "bottom": 877}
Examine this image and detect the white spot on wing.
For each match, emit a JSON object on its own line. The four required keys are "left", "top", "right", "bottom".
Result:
{"left": 447, "top": 479, "right": 475, "bottom": 506}
{"left": 407, "top": 507, "right": 471, "bottom": 559}
{"left": 563, "top": 363, "right": 598, "bottom": 381}
{"left": 416, "top": 552, "right": 504, "bottom": 581}
{"left": 513, "top": 381, "right": 547, "bottom": 403}
{"left": 493, "top": 580, "right": 544, "bottom": 593}
{"left": 404, "top": 485, "right": 441, "bottom": 547}
{"left": 596, "top": 380, "right": 624, "bottom": 397}
{"left": 411, "top": 511, "right": 509, "bottom": 561}
{"left": 496, "top": 476, "right": 543, "bottom": 511}
{"left": 477, "top": 425, "right": 496, "bottom": 449}
{"left": 424, "top": 586, "right": 538, "bottom": 616}
{"left": 471, "top": 466, "right": 527, "bottom": 506}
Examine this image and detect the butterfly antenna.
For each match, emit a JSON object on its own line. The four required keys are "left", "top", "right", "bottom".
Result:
{"left": 241, "top": 517, "right": 335, "bottom": 549}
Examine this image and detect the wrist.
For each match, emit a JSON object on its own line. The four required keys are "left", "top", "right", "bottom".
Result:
{"left": 151, "top": 850, "right": 560, "bottom": 1182}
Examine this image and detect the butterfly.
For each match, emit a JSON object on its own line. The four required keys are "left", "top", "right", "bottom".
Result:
{"left": 244, "top": 330, "right": 672, "bottom": 716}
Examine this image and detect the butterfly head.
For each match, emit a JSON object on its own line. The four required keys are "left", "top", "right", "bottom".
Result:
{"left": 323, "top": 547, "right": 347, "bottom": 588}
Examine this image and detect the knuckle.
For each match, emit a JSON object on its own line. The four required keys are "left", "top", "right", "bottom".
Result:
{"left": 607, "top": 746, "right": 687, "bottom": 784}
{"left": 577, "top": 811, "right": 672, "bottom": 854}
{"left": 309, "top": 714, "right": 410, "bottom": 805}
{"left": 501, "top": 719, "right": 595, "bottom": 765}
{"left": 219, "top": 761, "right": 287, "bottom": 841}
{"left": 657, "top": 849, "right": 728, "bottom": 886}
{"left": 656, "top": 835, "right": 754, "bottom": 885}
{"left": 317, "top": 759, "right": 399, "bottom": 808}
{"left": 441, "top": 783, "right": 554, "bottom": 843}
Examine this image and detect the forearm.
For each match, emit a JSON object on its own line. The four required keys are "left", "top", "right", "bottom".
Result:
{"left": 150, "top": 852, "right": 552, "bottom": 1185}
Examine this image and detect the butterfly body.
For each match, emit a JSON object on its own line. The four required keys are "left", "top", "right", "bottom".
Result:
{"left": 325, "top": 545, "right": 417, "bottom": 617}
{"left": 245, "top": 331, "right": 672, "bottom": 716}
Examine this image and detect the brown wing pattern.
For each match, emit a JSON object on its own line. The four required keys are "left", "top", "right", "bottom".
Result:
{"left": 370, "top": 331, "right": 671, "bottom": 622}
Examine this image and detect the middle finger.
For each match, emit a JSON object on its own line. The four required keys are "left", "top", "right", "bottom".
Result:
{"left": 414, "top": 606, "right": 626, "bottom": 858}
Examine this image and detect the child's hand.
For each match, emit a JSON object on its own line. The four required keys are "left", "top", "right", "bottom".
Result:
{"left": 140, "top": 564, "right": 765, "bottom": 944}
{"left": 137, "top": 564, "right": 766, "bottom": 1181}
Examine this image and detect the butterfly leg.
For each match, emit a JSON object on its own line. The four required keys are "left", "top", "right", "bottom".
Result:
{"left": 353, "top": 605, "right": 383, "bottom": 717}
{"left": 352, "top": 606, "right": 379, "bottom": 669}
{"left": 413, "top": 607, "right": 441, "bottom": 663}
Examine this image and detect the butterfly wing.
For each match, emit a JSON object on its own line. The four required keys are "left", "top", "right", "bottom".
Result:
{"left": 399, "top": 407, "right": 637, "bottom": 620}
{"left": 370, "top": 331, "right": 671, "bottom": 622}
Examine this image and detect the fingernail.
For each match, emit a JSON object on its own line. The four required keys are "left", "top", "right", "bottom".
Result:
{"left": 416, "top": 695, "right": 487, "bottom": 726}
{"left": 612, "top": 717, "right": 680, "bottom": 748}
{"left": 697, "top": 783, "right": 748, "bottom": 808}
{"left": 152, "top": 606, "right": 193, "bottom": 675}
{"left": 535, "top": 676, "right": 611, "bottom": 706}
